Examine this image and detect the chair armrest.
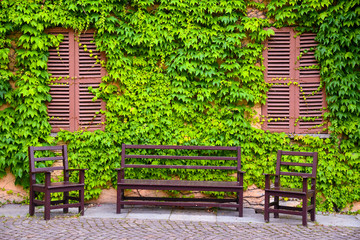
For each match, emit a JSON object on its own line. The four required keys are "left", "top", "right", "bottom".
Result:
{"left": 263, "top": 173, "right": 279, "bottom": 189}
{"left": 65, "top": 169, "right": 86, "bottom": 184}
{"left": 302, "top": 176, "right": 316, "bottom": 192}
{"left": 116, "top": 168, "right": 125, "bottom": 183}
{"left": 237, "top": 170, "right": 245, "bottom": 184}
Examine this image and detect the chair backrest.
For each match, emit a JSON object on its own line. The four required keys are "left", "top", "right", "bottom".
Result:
{"left": 276, "top": 150, "right": 318, "bottom": 178}
{"left": 28, "top": 145, "right": 70, "bottom": 183}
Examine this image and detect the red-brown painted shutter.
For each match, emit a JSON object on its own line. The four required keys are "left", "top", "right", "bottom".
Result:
{"left": 47, "top": 31, "right": 70, "bottom": 77}
{"left": 299, "top": 33, "right": 320, "bottom": 78}
{"left": 266, "top": 31, "right": 291, "bottom": 78}
{"left": 47, "top": 29, "right": 105, "bottom": 132}
{"left": 266, "top": 84, "right": 291, "bottom": 130}
{"left": 78, "top": 83, "right": 103, "bottom": 129}
{"left": 75, "top": 31, "right": 105, "bottom": 131}
{"left": 48, "top": 83, "right": 70, "bottom": 131}
{"left": 263, "top": 28, "right": 326, "bottom": 134}
{"left": 78, "top": 33, "right": 102, "bottom": 78}
{"left": 297, "top": 83, "right": 325, "bottom": 132}
{"left": 263, "top": 29, "right": 295, "bottom": 132}
{"left": 295, "top": 33, "right": 326, "bottom": 133}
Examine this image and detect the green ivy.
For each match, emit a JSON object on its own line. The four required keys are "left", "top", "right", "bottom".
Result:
{"left": 0, "top": 0, "right": 359, "bottom": 212}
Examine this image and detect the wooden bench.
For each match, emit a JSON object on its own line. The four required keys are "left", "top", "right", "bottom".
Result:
{"left": 116, "top": 144, "right": 244, "bottom": 216}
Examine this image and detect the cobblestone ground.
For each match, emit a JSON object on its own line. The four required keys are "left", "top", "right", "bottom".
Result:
{"left": 1, "top": 217, "right": 359, "bottom": 240}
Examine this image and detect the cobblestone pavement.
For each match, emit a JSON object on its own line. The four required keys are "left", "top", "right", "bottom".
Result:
{"left": 1, "top": 216, "right": 360, "bottom": 240}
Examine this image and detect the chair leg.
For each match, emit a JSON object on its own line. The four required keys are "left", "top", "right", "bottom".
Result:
{"left": 302, "top": 196, "right": 307, "bottom": 227}
{"left": 238, "top": 190, "right": 243, "bottom": 217}
{"left": 116, "top": 186, "right": 122, "bottom": 214}
{"left": 44, "top": 191, "right": 51, "bottom": 220}
{"left": 264, "top": 192, "right": 270, "bottom": 223}
{"left": 79, "top": 189, "right": 85, "bottom": 216}
{"left": 63, "top": 191, "right": 69, "bottom": 213}
{"left": 274, "top": 196, "right": 279, "bottom": 218}
{"left": 29, "top": 189, "right": 35, "bottom": 216}
{"left": 310, "top": 196, "right": 316, "bottom": 222}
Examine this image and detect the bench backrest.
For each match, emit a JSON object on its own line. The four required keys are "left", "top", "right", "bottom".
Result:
{"left": 121, "top": 144, "right": 241, "bottom": 171}
{"left": 28, "top": 145, "right": 70, "bottom": 182}
{"left": 276, "top": 150, "right": 318, "bottom": 178}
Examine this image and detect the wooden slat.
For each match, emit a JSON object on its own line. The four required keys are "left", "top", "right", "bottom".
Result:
{"left": 125, "top": 154, "right": 237, "bottom": 161}
{"left": 123, "top": 164, "right": 237, "bottom": 170}
{"left": 126, "top": 144, "right": 238, "bottom": 151}
{"left": 34, "top": 156, "right": 64, "bottom": 162}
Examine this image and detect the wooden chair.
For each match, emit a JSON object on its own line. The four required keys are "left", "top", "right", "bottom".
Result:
{"left": 264, "top": 150, "right": 318, "bottom": 226}
{"left": 28, "top": 145, "right": 86, "bottom": 220}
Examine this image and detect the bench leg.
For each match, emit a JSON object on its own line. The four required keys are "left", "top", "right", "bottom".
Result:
{"left": 79, "top": 189, "right": 84, "bottom": 216}
{"left": 264, "top": 192, "right": 270, "bottom": 223}
{"left": 63, "top": 191, "right": 69, "bottom": 213}
{"left": 44, "top": 191, "right": 51, "bottom": 220}
{"left": 274, "top": 196, "right": 279, "bottom": 218}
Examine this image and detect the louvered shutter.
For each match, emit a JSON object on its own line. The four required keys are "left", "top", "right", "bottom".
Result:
{"left": 48, "top": 83, "right": 71, "bottom": 131}
{"left": 297, "top": 83, "right": 325, "bottom": 132}
{"left": 47, "top": 31, "right": 70, "bottom": 77}
{"left": 263, "top": 28, "right": 327, "bottom": 134}
{"left": 266, "top": 85, "right": 290, "bottom": 130}
{"left": 266, "top": 31, "right": 291, "bottom": 77}
{"left": 47, "top": 29, "right": 74, "bottom": 132}
{"left": 47, "top": 29, "right": 105, "bottom": 132}
{"left": 295, "top": 33, "right": 326, "bottom": 133}
{"left": 78, "top": 83, "right": 104, "bottom": 129}
{"left": 76, "top": 31, "right": 105, "bottom": 131}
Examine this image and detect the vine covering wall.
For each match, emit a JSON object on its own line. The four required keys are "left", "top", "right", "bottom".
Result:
{"left": 0, "top": 0, "right": 359, "bottom": 212}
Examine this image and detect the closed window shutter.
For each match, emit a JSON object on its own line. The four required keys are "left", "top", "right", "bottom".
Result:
{"left": 48, "top": 83, "right": 70, "bottom": 131}
{"left": 266, "top": 85, "right": 290, "bottom": 129}
{"left": 78, "top": 33, "right": 102, "bottom": 77}
{"left": 263, "top": 28, "right": 327, "bottom": 134}
{"left": 79, "top": 83, "right": 103, "bottom": 129}
{"left": 48, "top": 32, "right": 70, "bottom": 77}
{"left": 266, "top": 31, "right": 291, "bottom": 77}
{"left": 47, "top": 29, "right": 105, "bottom": 132}
{"left": 298, "top": 83, "right": 325, "bottom": 131}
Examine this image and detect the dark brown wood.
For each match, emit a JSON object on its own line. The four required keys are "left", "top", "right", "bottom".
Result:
{"left": 264, "top": 150, "right": 318, "bottom": 226}
{"left": 28, "top": 145, "right": 86, "bottom": 220}
{"left": 117, "top": 144, "right": 244, "bottom": 217}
